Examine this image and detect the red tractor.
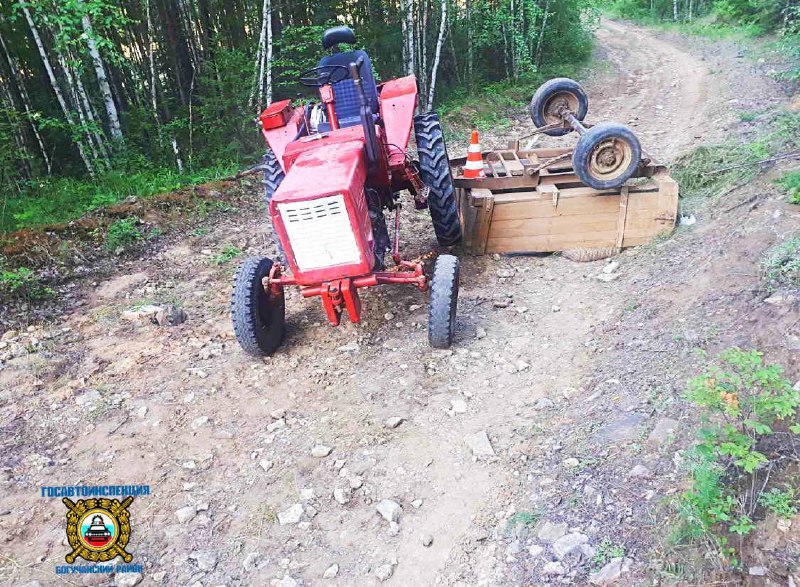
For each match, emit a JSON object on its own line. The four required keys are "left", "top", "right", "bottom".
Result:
{"left": 231, "top": 26, "right": 462, "bottom": 356}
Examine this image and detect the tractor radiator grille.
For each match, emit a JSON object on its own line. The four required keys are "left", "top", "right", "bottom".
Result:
{"left": 278, "top": 194, "right": 362, "bottom": 271}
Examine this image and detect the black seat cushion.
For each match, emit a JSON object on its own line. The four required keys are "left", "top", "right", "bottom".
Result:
{"left": 317, "top": 50, "right": 379, "bottom": 131}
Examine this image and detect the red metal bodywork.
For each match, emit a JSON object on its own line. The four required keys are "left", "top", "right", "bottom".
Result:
{"left": 258, "top": 73, "right": 424, "bottom": 325}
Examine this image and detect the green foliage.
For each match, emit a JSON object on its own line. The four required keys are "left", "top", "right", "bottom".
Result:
{"left": 677, "top": 349, "right": 799, "bottom": 558}
{"left": 0, "top": 258, "right": 52, "bottom": 300}
{"left": 212, "top": 244, "right": 242, "bottom": 265}
{"left": 758, "top": 487, "right": 798, "bottom": 519}
{"left": 592, "top": 539, "right": 625, "bottom": 568}
{"left": 105, "top": 218, "right": 142, "bottom": 250}
{"left": 761, "top": 236, "right": 800, "bottom": 290}
{"left": 506, "top": 511, "right": 540, "bottom": 531}
{"left": 776, "top": 171, "right": 800, "bottom": 204}
{"left": 673, "top": 111, "right": 800, "bottom": 213}
{"left": 1, "top": 161, "right": 238, "bottom": 233}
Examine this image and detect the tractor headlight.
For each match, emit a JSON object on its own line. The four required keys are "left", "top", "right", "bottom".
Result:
{"left": 278, "top": 194, "right": 362, "bottom": 271}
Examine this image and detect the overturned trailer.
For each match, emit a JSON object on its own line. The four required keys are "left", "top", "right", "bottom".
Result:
{"left": 451, "top": 144, "right": 679, "bottom": 257}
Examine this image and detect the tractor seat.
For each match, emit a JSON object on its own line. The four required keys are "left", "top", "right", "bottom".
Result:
{"left": 316, "top": 27, "right": 379, "bottom": 133}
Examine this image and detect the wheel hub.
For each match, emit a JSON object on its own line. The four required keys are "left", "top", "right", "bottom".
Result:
{"left": 590, "top": 138, "right": 633, "bottom": 181}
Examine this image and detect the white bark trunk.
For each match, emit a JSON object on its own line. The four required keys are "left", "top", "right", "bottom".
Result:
{"left": 405, "top": 0, "right": 415, "bottom": 76}
{"left": 673, "top": 0, "right": 678, "bottom": 21}
{"left": 265, "top": 0, "right": 272, "bottom": 106}
{"left": 81, "top": 12, "right": 123, "bottom": 141}
{"left": 0, "top": 21, "right": 51, "bottom": 174}
{"left": 427, "top": 0, "right": 447, "bottom": 110}
{"left": 21, "top": 2, "right": 95, "bottom": 176}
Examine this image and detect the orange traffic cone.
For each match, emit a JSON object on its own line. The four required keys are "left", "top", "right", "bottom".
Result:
{"left": 463, "top": 130, "right": 484, "bottom": 179}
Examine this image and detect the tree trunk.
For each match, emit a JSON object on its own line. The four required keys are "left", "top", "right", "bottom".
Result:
{"left": 0, "top": 18, "right": 51, "bottom": 174}
{"left": 20, "top": 2, "right": 95, "bottom": 176}
{"left": 466, "top": 0, "right": 472, "bottom": 94}
{"left": 405, "top": 0, "right": 415, "bottom": 76}
{"left": 145, "top": 0, "right": 183, "bottom": 172}
{"left": 427, "top": 0, "right": 447, "bottom": 110}
{"left": 673, "top": 0, "right": 678, "bottom": 22}
{"left": 81, "top": 11, "right": 123, "bottom": 141}
{"left": 534, "top": 0, "right": 550, "bottom": 68}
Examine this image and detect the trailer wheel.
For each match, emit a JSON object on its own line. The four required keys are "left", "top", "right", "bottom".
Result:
{"left": 428, "top": 254, "right": 460, "bottom": 349}
{"left": 262, "top": 149, "right": 285, "bottom": 204}
{"left": 529, "top": 78, "right": 589, "bottom": 137}
{"left": 414, "top": 112, "right": 462, "bottom": 247}
{"left": 231, "top": 257, "right": 285, "bottom": 356}
{"left": 572, "top": 122, "right": 642, "bottom": 190}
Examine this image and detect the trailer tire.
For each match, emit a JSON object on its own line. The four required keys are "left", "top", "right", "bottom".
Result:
{"left": 414, "top": 112, "right": 462, "bottom": 247}
{"left": 262, "top": 149, "right": 285, "bottom": 205}
{"left": 428, "top": 254, "right": 460, "bottom": 349}
{"left": 231, "top": 257, "right": 285, "bottom": 356}
{"left": 529, "top": 78, "right": 589, "bottom": 137}
{"left": 572, "top": 122, "right": 642, "bottom": 190}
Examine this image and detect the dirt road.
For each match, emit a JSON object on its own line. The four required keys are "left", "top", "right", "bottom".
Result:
{"left": 1, "top": 20, "right": 797, "bottom": 587}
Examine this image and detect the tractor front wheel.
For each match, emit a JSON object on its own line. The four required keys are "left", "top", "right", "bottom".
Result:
{"left": 414, "top": 112, "right": 462, "bottom": 247}
{"left": 231, "top": 257, "right": 286, "bottom": 356}
{"left": 428, "top": 254, "right": 460, "bottom": 349}
{"left": 572, "top": 122, "right": 642, "bottom": 190}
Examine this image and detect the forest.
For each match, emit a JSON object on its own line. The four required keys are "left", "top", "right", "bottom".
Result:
{"left": 0, "top": 0, "right": 797, "bottom": 234}
{"left": 0, "top": 0, "right": 595, "bottom": 232}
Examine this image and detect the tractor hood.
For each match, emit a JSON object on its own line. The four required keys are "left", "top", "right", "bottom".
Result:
{"left": 273, "top": 135, "right": 367, "bottom": 203}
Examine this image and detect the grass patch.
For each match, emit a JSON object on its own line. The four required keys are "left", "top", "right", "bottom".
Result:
{"left": 505, "top": 511, "right": 540, "bottom": 532}
{"left": 673, "top": 111, "right": 800, "bottom": 214}
{"left": 776, "top": 170, "right": 800, "bottom": 204}
{"left": 212, "top": 244, "right": 242, "bottom": 265}
{"left": 674, "top": 348, "right": 799, "bottom": 566}
{"left": 761, "top": 236, "right": 800, "bottom": 291}
{"left": 0, "top": 257, "right": 52, "bottom": 301}
{"left": 105, "top": 218, "right": 143, "bottom": 251}
{"left": 1, "top": 161, "right": 240, "bottom": 234}
{"left": 593, "top": 539, "right": 625, "bottom": 568}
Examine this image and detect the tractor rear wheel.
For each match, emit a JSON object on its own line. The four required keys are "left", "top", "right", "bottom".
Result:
{"left": 414, "top": 112, "right": 462, "bottom": 247}
{"left": 231, "top": 257, "right": 285, "bottom": 356}
{"left": 572, "top": 122, "right": 641, "bottom": 190}
{"left": 428, "top": 254, "right": 460, "bottom": 349}
{"left": 262, "top": 149, "right": 285, "bottom": 204}
{"left": 529, "top": 78, "right": 589, "bottom": 137}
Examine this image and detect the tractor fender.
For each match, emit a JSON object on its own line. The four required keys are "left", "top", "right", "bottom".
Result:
{"left": 261, "top": 106, "right": 305, "bottom": 172}
{"left": 379, "top": 75, "right": 418, "bottom": 168}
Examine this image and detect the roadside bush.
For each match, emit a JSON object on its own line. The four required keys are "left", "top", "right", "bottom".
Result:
{"left": 761, "top": 236, "right": 800, "bottom": 290}
{"left": 0, "top": 258, "right": 52, "bottom": 300}
{"left": 677, "top": 348, "right": 800, "bottom": 564}
{"left": 105, "top": 218, "right": 143, "bottom": 251}
{"left": 776, "top": 171, "right": 800, "bottom": 204}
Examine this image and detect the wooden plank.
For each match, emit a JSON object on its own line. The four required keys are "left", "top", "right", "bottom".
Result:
{"left": 487, "top": 231, "right": 619, "bottom": 253}
{"left": 488, "top": 213, "right": 620, "bottom": 238}
{"left": 491, "top": 195, "right": 622, "bottom": 221}
{"left": 498, "top": 151, "right": 525, "bottom": 176}
{"left": 615, "top": 186, "right": 629, "bottom": 250}
{"left": 474, "top": 189, "right": 494, "bottom": 255}
{"left": 458, "top": 188, "right": 478, "bottom": 253}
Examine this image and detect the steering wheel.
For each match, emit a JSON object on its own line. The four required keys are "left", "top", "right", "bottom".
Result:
{"left": 298, "top": 65, "right": 350, "bottom": 87}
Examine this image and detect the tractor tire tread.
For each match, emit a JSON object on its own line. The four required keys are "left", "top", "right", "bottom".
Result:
{"left": 231, "top": 257, "right": 285, "bottom": 356}
{"left": 428, "top": 254, "right": 460, "bottom": 349}
{"left": 414, "top": 112, "right": 462, "bottom": 247}
{"left": 262, "top": 150, "right": 285, "bottom": 204}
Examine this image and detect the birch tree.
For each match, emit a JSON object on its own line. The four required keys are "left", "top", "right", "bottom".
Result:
{"left": 20, "top": 1, "right": 95, "bottom": 176}
{"left": 80, "top": 8, "right": 123, "bottom": 141}
{"left": 427, "top": 0, "right": 446, "bottom": 110}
